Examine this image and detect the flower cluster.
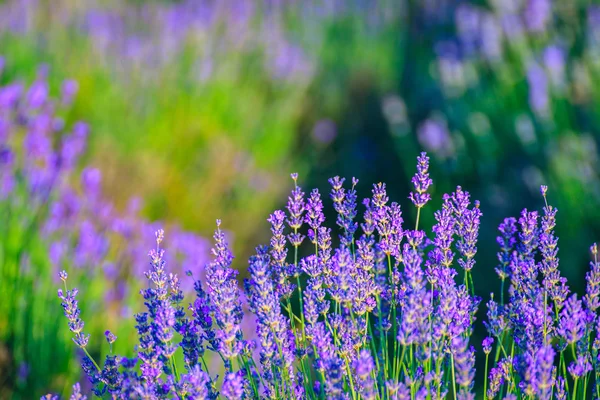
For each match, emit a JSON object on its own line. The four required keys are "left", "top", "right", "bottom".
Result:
{"left": 54, "top": 152, "right": 600, "bottom": 399}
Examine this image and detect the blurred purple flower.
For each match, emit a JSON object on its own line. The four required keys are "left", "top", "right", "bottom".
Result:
{"left": 81, "top": 168, "right": 102, "bottom": 198}
{"left": 524, "top": 0, "right": 551, "bottom": 33}
{"left": 61, "top": 80, "right": 79, "bottom": 106}
{"left": 418, "top": 117, "right": 453, "bottom": 158}
{"left": 527, "top": 62, "right": 549, "bottom": 116}
{"left": 312, "top": 119, "right": 337, "bottom": 145}
{"left": 543, "top": 45, "right": 565, "bottom": 89}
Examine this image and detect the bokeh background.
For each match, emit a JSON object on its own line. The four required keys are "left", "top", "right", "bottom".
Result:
{"left": 1, "top": 0, "right": 600, "bottom": 398}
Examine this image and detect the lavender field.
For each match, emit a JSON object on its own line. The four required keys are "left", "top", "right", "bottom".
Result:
{"left": 2, "top": 0, "right": 600, "bottom": 399}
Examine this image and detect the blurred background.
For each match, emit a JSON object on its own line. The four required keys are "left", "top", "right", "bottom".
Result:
{"left": 1, "top": 0, "right": 600, "bottom": 398}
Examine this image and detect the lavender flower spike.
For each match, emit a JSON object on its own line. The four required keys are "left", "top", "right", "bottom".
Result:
{"left": 205, "top": 220, "right": 244, "bottom": 368}
{"left": 585, "top": 243, "right": 600, "bottom": 312}
{"left": 409, "top": 152, "right": 433, "bottom": 209}
{"left": 42, "top": 383, "right": 87, "bottom": 400}
{"left": 451, "top": 336, "right": 475, "bottom": 398}
{"left": 57, "top": 273, "right": 90, "bottom": 349}
{"left": 353, "top": 349, "right": 376, "bottom": 400}
{"left": 286, "top": 173, "right": 306, "bottom": 248}
{"left": 221, "top": 372, "right": 245, "bottom": 400}
{"left": 558, "top": 294, "right": 586, "bottom": 345}
{"left": 533, "top": 345, "right": 555, "bottom": 399}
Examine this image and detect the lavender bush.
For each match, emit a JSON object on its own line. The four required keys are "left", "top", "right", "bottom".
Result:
{"left": 54, "top": 153, "right": 598, "bottom": 399}
{"left": 0, "top": 65, "right": 209, "bottom": 397}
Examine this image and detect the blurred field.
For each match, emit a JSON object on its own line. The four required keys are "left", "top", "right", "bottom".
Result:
{"left": 2, "top": 0, "right": 600, "bottom": 397}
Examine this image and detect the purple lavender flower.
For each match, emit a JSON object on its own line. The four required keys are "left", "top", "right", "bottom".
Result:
{"left": 398, "top": 242, "right": 431, "bottom": 346}
{"left": 555, "top": 376, "right": 566, "bottom": 400}
{"left": 387, "top": 380, "right": 410, "bottom": 400}
{"left": 568, "top": 354, "right": 592, "bottom": 379}
{"left": 59, "top": 270, "right": 68, "bottom": 282}
{"left": 104, "top": 330, "right": 117, "bottom": 345}
{"left": 286, "top": 173, "right": 306, "bottom": 248}
{"left": 539, "top": 200, "right": 561, "bottom": 301}
{"left": 361, "top": 198, "right": 377, "bottom": 237}
{"left": 268, "top": 210, "right": 293, "bottom": 298}
{"left": 586, "top": 243, "right": 600, "bottom": 312}
{"left": 409, "top": 152, "right": 433, "bottom": 209}
{"left": 456, "top": 203, "right": 482, "bottom": 272}
{"left": 487, "top": 365, "right": 504, "bottom": 398}
{"left": 451, "top": 336, "right": 475, "bottom": 396}
{"left": 485, "top": 296, "right": 507, "bottom": 337}
{"left": 57, "top": 283, "right": 89, "bottom": 349}
{"left": 482, "top": 337, "right": 493, "bottom": 355}
{"left": 427, "top": 197, "right": 455, "bottom": 285}
{"left": 329, "top": 176, "right": 359, "bottom": 246}
{"left": 69, "top": 383, "right": 86, "bottom": 400}
{"left": 302, "top": 284, "right": 323, "bottom": 326}
{"left": 177, "top": 366, "right": 210, "bottom": 399}
{"left": 204, "top": 221, "right": 244, "bottom": 367}
{"left": 42, "top": 383, "right": 87, "bottom": 400}
{"left": 246, "top": 246, "right": 296, "bottom": 395}
{"left": 56, "top": 272, "right": 106, "bottom": 393}
{"left": 371, "top": 183, "right": 404, "bottom": 258}
{"left": 154, "top": 303, "right": 176, "bottom": 358}
{"left": 268, "top": 210, "right": 288, "bottom": 268}
{"left": 311, "top": 322, "right": 344, "bottom": 399}
{"left": 221, "top": 372, "right": 245, "bottom": 400}
{"left": 139, "top": 231, "right": 180, "bottom": 380}
{"left": 532, "top": 345, "right": 555, "bottom": 398}
{"left": 100, "top": 355, "right": 122, "bottom": 395}
{"left": 306, "top": 188, "right": 325, "bottom": 234}
{"left": 317, "top": 226, "right": 333, "bottom": 271}
{"left": 353, "top": 350, "right": 376, "bottom": 400}
{"left": 558, "top": 294, "right": 587, "bottom": 345}
{"left": 328, "top": 246, "right": 356, "bottom": 305}
{"left": 518, "top": 209, "right": 539, "bottom": 260}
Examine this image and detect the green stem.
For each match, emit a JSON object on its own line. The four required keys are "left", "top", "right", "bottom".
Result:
{"left": 451, "top": 354, "right": 457, "bottom": 400}
{"left": 559, "top": 351, "right": 570, "bottom": 396}
{"left": 82, "top": 347, "right": 101, "bottom": 372}
{"left": 468, "top": 271, "right": 475, "bottom": 297}
{"left": 367, "top": 319, "right": 382, "bottom": 374}
{"left": 388, "top": 253, "right": 398, "bottom": 378}
{"left": 238, "top": 355, "right": 259, "bottom": 398}
{"left": 376, "top": 298, "right": 389, "bottom": 378}
{"left": 344, "top": 360, "right": 358, "bottom": 400}
{"left": 543, "top": 291, "right": 548, "bottom": 344}
{"left": 170, "top": 353, "right": 179, "bottom": 382}
{"left": 484, "top": 353, "right": 489, "bottom": 399}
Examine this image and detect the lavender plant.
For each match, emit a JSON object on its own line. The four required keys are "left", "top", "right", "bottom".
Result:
{"left": 55, "top": 152, "right": 600, "bottom": 399}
